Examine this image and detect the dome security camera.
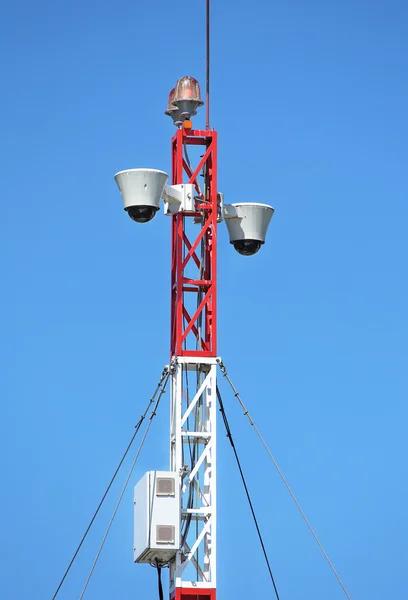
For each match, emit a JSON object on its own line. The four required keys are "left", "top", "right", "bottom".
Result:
{"left": 126, "top": 205, "right": 159, "bottom": 223}
{"left": 232, "top": 239, "right": 263, "bottom": 256}
{"left": 114, "top": 169, "right": 169, "bottom": 224}
{"left": 224, "top": 203, "right": 274, "bottom": 256}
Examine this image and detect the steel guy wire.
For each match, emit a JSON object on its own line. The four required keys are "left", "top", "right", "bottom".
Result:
{"left": 218, "top": 359, "right": 352, "bottom": 600}
{"left": 79, "top": 370, "right": 170, "bottom": 599}
{"left": 217, "top": 387, "right": 281, "bottom": 600}
{"left": 51, "top": 366, "right": 170, "bottom": 600}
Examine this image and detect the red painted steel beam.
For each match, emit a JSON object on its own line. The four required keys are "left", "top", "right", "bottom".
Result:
{"left": 171, "top": 588, "right": 216, "bottom": 600}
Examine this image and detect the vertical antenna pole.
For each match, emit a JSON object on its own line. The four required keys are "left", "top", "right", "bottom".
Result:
{"left": 206, "top": 0, "right": 210, "bottom": 130}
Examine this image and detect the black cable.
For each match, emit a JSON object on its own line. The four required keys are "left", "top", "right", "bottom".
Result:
{"left": 183, "top": 140, "right": 193, "bottom": 171}
{"left": 216, "top": 387, "right": 281, "bottom": 600}
{"left": 156, "top": 560, "right": 164, "bottom": 600}
{"left": 51, "top": 369, "right": 169, "bottom": 600}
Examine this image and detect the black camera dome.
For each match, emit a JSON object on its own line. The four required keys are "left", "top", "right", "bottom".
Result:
{"left": 232, "top": 239, "right": 262, "bottom": 256}
{"left": 126, "top": 205, "right": 158, "bottom": 223}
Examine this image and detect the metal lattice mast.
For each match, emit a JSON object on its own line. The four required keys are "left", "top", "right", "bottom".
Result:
{"left": 169, "top": 126, "right": 218, "bottom": 600}
{"left": 115, "top": 74, "right": 273, "bottom": 600}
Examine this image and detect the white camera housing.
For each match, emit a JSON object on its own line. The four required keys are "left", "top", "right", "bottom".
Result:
{"left": 114, "top": 168, "right": 195, "bottom": 222}
{"left": 224, "top": 202, "right": 274, "bottom": 256}
{"left": 114, "top": 168, "right": 168, "bottom": 223}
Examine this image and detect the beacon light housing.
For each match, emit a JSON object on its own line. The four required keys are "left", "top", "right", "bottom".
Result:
{"left": 172, "top": 76, "right": 203, "bottom": 119}
{"left": 223, "top": 202, "right": 275, "bottom": 256}
{"left": 114, "top": 168, "right": 195, "bottom": 222}
{"left": 164, "top": 87, "right": 184, "bottom": 127}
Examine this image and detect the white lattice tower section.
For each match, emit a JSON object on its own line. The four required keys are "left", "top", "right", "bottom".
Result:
{"left": 169, "top": 357, "right": 217, "bottom": 600}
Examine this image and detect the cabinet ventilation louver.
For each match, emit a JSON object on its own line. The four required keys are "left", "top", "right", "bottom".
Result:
{"left": 156, "top": 477, "right": 175, "bottom": 496}
{"left": 156, "top": 525, "right": 175, "bottom": 544}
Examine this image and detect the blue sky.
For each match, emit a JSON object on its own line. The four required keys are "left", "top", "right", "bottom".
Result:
{"left": 1, "top": 0, "right": 407, "bottom": 598}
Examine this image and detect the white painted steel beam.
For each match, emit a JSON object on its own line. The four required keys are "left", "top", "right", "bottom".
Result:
{"left": 169, "top": 358, "right": 217, "bottom": 593}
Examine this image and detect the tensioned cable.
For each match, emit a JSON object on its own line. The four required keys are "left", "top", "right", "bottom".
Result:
{"left": 216, "top": 387, "right": 281, "bottom": 600}
{"left": 183, "top": 142, "right": 203, "bottom": 198}
{"left": 79, "top": 370, "right": 170, "bottom": 599}
{"left": 51, "top": 367, "right": 170, "bottom": 600}
{"left": 218, "top": 360, "right": 352, "bottom": 600}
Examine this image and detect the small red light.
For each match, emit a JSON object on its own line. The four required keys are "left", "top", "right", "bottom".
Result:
{"left": 165, "top": 86, "right": 183, "bottom": 126}
{"left": 166, "top": 88, "right": 177, "bottom": 112}
{"left": 173, "top": 76, "right": 203, "bottom": 106}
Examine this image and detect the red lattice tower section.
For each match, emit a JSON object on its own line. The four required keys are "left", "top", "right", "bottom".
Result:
{"left": 170, "top": 127, "right": 218, "bottom": 358}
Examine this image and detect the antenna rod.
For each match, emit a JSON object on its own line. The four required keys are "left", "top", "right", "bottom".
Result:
{"left": 206, "top": 0, "right": 210, "bottom": 129}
